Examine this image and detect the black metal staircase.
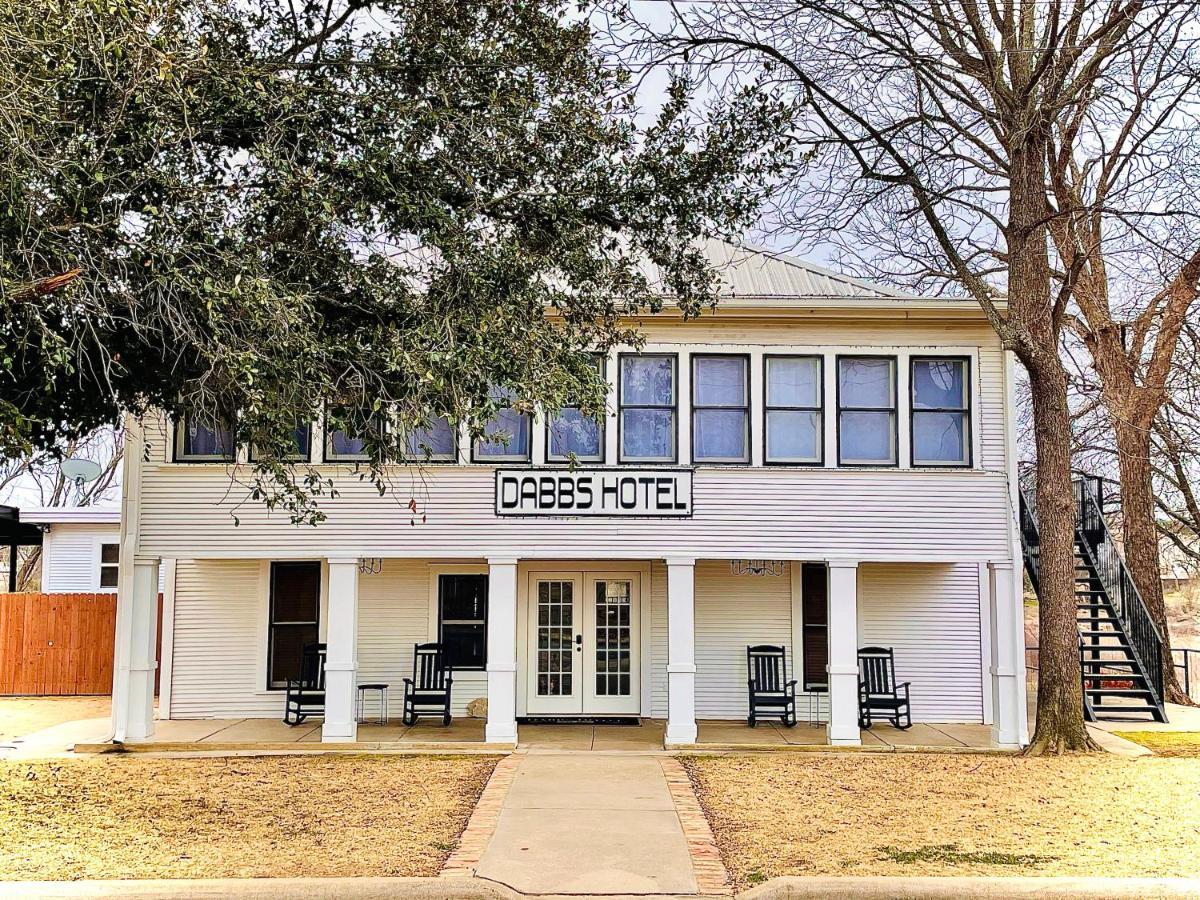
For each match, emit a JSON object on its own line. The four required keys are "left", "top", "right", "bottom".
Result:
{"left": 1019, "top": 472, "right": 1167, "bottom": 723}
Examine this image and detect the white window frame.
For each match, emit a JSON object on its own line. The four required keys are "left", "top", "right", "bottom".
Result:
{"left": 836, "top": 355, "right": 899, "bottom": 467}
{"left": 910, "top": 355, "right": 973, "bottom": 468}
{"left": 691, "top": 354, "right": 751, "bottom": 465}
{"left": 618, "top": 352, "right": 678, "bottom": 464}
{"left": 173, "top": 417, "right": 236, "bottom": 462}
{"left": 764, "top": 354, "right": 824, "bottom": 466}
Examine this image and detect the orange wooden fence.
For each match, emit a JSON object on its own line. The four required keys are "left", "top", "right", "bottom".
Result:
{"left": 0, "top": 592, "right": 162, "bottom": 696}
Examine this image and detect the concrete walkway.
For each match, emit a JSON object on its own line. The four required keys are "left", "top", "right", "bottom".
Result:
{"left": 474, "top": 753, "right": 701, "bottom": 895}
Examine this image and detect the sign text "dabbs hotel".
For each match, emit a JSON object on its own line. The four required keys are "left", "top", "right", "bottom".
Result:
{"left": 494, "top": 469, "right": 693, "bottom": 517}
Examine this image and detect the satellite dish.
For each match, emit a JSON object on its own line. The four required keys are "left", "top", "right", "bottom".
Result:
{"left": 60, "top": 458, "right": 103, "bottom": 486}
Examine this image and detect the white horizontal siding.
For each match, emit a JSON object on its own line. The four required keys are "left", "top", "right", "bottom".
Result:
{"left": 694, "top": 561, "right": 793, "bottom": 719}
{"left": 858, "top": 563, "right": 984, "bottom": 722}
{"left": 170, "top": 559, "right": 274, "bottom": 718}
{"left": 40, "top": 526, "right": 106, "bottom": 592}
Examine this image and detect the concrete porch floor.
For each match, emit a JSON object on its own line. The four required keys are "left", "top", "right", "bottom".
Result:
{"left": 102, "top": 716, "right": 1002, "bottom": 752}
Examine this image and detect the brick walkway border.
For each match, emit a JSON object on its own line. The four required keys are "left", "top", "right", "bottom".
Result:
{"left": 660, "top": 756, "right": 732, "bottom": 896}
{"left": 440, "top": 752, "right": 524, "bottom": 878}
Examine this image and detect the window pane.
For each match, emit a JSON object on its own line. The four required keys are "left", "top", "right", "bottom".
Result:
{"left": 767, "top": 357, "right": 821, "bottom": 407}
{"left": 839, "top": 358, "right": 893, "bottom": 408}
{"left": 913, "top": 359, "right": 966, "bottom": 409}
{"left": 913, "top": 411, "right": 968, "bottom": 464}
{"left": 440, "top": 574, "right": 488, "bottom": 621}
{"left": 271, "top": 562, "right": 321, "bottom": 622}
{"left": 549, "top": 408, "right": 602, "bottom": 459}
{"left": 621, "top": 356, "right": 674, "bottom": 406}
{"left": 694, "top": 408, "right": 747, "bottom": 462}
{"left": 100, "top": 543, "right": 120, "bottom": 565}
{"left": 476, "top": 408, "right": 530, "bottom": 458}
{"left": 767, "top": 410, "right": 821, "bottom": 462}
{"left": 840, "top": 411, "right": 895, "bottom": 463}
{"left": 406, "top": 417, "right": 455, "bottom": 459}
{"left": 621, "top": 408, "right": 675, "bottom": 460}
{"left": 183, "top": 421, "right": 232, "bottom": 458}
{"left": 442, "top": 622, "right": 486, "bottom": 669}
{"left": 99, "top": 566, "right": 119, "bottom": 588}
{"left": 694, "top": 357, "right": 746, "bottom": 406}
{"left": 328, "top": 430, "right": 367, "bottom": 458}
{"left": 291, "top": 423, "right": 312, "bottom": 458}
{"left": 269, "top": 623, "right": 319, "bottom": 687}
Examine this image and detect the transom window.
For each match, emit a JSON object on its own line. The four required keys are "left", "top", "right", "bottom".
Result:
{"left": 175, "top": 418, "right": 234, "bottom": 461}
{"left": 404, "top": 416, "right": 457, "bottom": 462}
{"left": 619, "top": 354, "right": 676, "bottom": 463}
{"left": 911, "top": 357, "right": 971, "bottom": 466}
{"left": 473, "top": 387, "right": 532, "bottom": 462}
{"left": 837, "top": 356, "right": 897, "bottom": 466}
{"left": 692, "top": 355, "right": 750, "bottom": 464}
{"left": 765, "top": 356, "right": 823, "bottom": 465}
{"left": 99, "top": 542, "right": 119, "bottom": 589}
{"left": 547, "top": 357, "right": 605, "bottom": 463}
{"left": 439, "top": 574, "right": 488, "bottom": 670}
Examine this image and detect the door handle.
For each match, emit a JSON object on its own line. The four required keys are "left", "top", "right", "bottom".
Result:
{"left": 575, "top": 634, "right": 583, "bottom": 652}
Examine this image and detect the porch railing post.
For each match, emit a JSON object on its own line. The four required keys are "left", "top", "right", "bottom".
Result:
{"left": 826, "top": 560, "right": 861, "bottom": 746}
{"left": 322, "top": 557, "right": 360, "bottom": 742}
{"left": 485, "top": 557, "right": 519, "bottom": 745}
{"left": 665, "top": 556, "right": 697, "bottom": 745}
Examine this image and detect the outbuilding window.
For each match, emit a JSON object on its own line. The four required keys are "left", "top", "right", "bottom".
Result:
{"left": 692, "top": 355, "right": 750, "bottom": 464}
{"left": 438, "top": 574, "right": 488, "bottom": 670}
{"left": 619, "top": 354, "right": 676, "bottom": 463}
{"left": 765, "top": 355, "right": 823, "bottom": 465}
{"left": 837, "top": 356, "right": 897, "bottom": 466}
{"left": 911, "top": 357, "right": 971, "bottom": 466}
{"left": 99, "top": 543, "right": 119, "bottom": 589}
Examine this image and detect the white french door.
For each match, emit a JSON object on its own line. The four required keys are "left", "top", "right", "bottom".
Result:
{"left": 526, "top": 571, "right": 641, "bottom": 716}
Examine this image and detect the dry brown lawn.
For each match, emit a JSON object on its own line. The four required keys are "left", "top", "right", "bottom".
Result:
{"left": 0, "top": 754, "right": 497, "bottom": 880}
{"left": 683, "top": 753, "right": 1200, "bottom": 888}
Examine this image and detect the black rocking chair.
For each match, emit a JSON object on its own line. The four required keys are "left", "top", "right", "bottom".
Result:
{"left": 858, "top": 646, "right": 912, "bottom": 729}
{"left": 746, "top": 644, "right": 797, "bottom": 727}
{"left": 402, "top": 642, "right": 454, "bottom": 726}
{"left": 283, "top": 642, "right": 326, "bottom": 726}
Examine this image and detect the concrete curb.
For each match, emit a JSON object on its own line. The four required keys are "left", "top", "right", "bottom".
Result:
{"left": 4, "top": 875, "right": 1199, "bottom": 899}
{"left": 739, "top": 875, "right": 1200, "bottom": 899}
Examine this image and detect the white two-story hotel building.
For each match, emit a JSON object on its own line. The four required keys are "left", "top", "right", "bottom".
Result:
{"left": 109, "top": 242, "right": 1028, "bottom": 749}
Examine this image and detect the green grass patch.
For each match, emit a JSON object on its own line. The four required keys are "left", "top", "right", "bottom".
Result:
{"left": 1114, "top": 731, "right": 1200, "bottom": 757}
{"left": 877, "top": 843, "right": 1057, "bottom": 867}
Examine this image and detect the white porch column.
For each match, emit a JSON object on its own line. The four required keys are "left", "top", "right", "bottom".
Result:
{"left": 322, "top": 558, "right": 360, "bottom": 742}
{"left": 665, "top": 557, "right": 697, "bottom": 745}
{"left": 827, "top": 560, "right": 861, "bottom": 746}
{"left": 486, "top": 558, "right": 519, "bottom": 744}
{"left": 989, "top": 561, "right": 1026, "bottom": 747}
{"left": 113, "top": 555, "right": 161, "bottom": 741}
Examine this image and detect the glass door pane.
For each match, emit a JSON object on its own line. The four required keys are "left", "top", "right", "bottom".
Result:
{"left": 594, "top": 580, "right": 632, "bottom": 697}
{"left": 536, "top": 579, "right": 575, "bottom": 697}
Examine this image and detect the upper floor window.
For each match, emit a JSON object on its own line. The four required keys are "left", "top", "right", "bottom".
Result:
{"left": 692, "top": 355, "right": 749, "bottom": 464}
{"left": 324, "top": 408, "right": 373, "bottom": 462}
{"left": 250, "top": 422, "right": 312, "bottom": 463}
{"left": 619, "top": 354, "right": 676, "bottom": 463}
{"left": 404, "top": 416, "right": 457, "bottom": 462}
{"left": 99, "top": 542, "right": 119, "bottom": 588}
{"left": 175, "top": 418, "right": 234, "bottom": 461}
{"left": 547, "top": 358, "right": 605, "bottom": 463}
{"left": 837, "top": 356, "right": 897, "bottom": 466}
{"left": 473, "top": 387, "right": 531, "bottom": 462}
{"left": 765, "top": 355, "right": 823, "bottom": 465}
{"left": 911, "top": 357, "right": 971, "bottom": 466}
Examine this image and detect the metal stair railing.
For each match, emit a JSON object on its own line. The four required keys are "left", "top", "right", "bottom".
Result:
{"left": 1073, "top": 476, "right": 1166, "bottom": 712}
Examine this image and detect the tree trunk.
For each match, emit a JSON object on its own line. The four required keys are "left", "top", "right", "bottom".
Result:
{"left": 1113, "top": 418, "right": 1191, "bottom": 705}
{"left": 1024, "top": 359, "right": 1099, "bottom": 752}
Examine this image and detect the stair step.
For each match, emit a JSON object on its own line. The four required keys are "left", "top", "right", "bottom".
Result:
{"left": 1080, "top": 659, "right": 1139, "bottom": 667}
{"left": 1089, "top": 704, "right": 1159, "bottom": 714}
{"left": 1085, "top": 687, "right": 1154, "bottom": 696}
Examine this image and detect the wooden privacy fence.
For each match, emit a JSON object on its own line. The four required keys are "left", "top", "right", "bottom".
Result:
{"left": 0, "top": 592, "right": 162, "bottom": 696}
